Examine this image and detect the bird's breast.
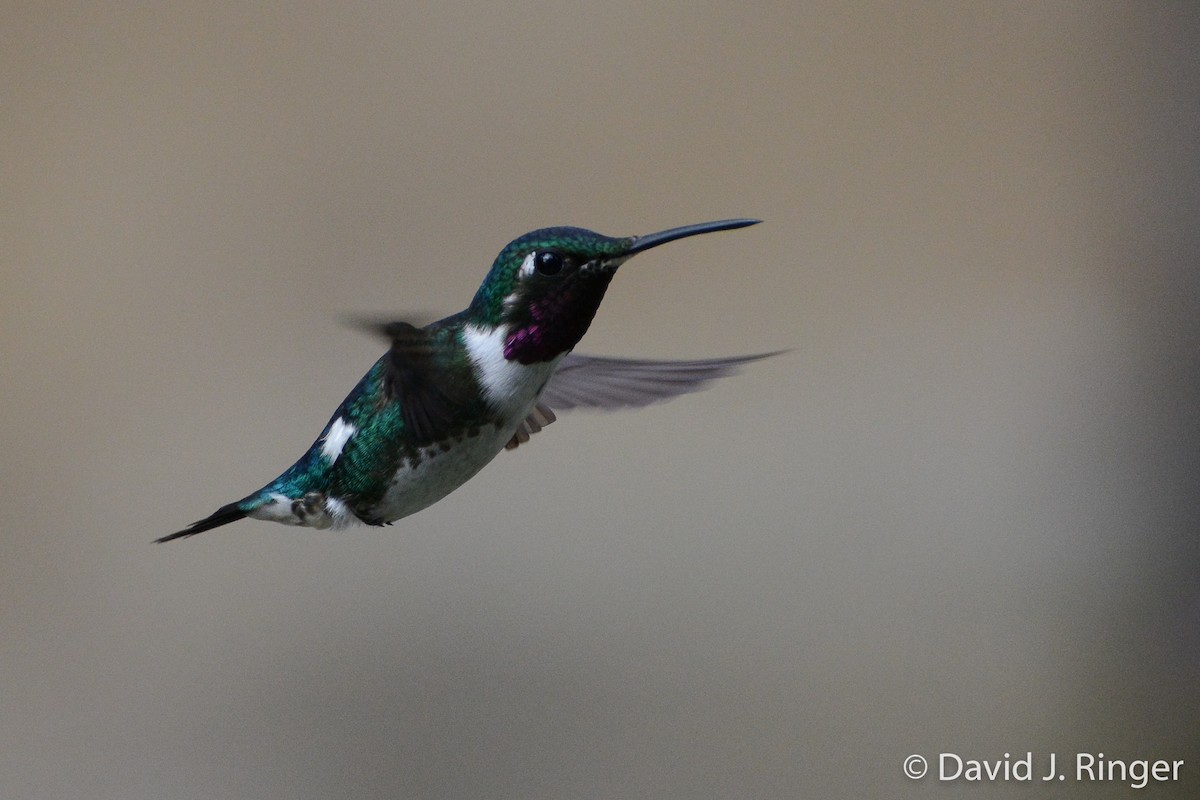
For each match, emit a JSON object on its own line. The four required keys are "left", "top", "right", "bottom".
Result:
{"left": 461, "top": 323, "right": 561, "bottom": 413}
{"left": 363, "top": 324, "right": 560, "bottom": 524}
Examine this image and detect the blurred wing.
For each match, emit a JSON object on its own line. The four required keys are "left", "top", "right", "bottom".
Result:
{"left": 540, "top": 351, "right": 781, "bottom": 410}
{"left": 504, "top": 351, "right": 782, "bottom": 450}
{"left": 378, "top": 321, "right": 485, "bottom": 447}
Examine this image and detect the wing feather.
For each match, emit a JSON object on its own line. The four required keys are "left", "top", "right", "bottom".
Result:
{"left": 540, "top": 351, "right": 782, "bottom": 410}
{"left": 504, "top": 351, "right": 781, "bottom": 449}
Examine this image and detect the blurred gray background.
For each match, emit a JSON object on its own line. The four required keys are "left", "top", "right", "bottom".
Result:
{"left": 3, "top": 3, "right": 1198, "bottom": 798}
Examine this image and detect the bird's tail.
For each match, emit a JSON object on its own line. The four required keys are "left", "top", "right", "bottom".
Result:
{"left": 156, "top": 500, "right": 250, "bottom": 543}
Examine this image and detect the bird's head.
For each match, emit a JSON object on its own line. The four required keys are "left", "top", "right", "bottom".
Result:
{"left": 466, "top": 219, "right": 759, "bottom": 364}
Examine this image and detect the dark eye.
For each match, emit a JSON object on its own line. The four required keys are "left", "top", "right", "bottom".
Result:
{"left": 535, "top": 251, "right": 565, "bottom": 276}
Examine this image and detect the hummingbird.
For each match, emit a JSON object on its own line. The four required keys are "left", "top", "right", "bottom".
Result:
{"left": 158, "top": 218, "right": 775, "bottom": 543}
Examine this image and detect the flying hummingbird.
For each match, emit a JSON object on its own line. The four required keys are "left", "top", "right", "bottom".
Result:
{"left": 158, "top": 218, "right": 775, "bottom": 543}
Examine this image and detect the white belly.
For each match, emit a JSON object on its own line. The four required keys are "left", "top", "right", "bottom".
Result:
{"left": 373, "top": 422, "right": 514, "bottom": 521}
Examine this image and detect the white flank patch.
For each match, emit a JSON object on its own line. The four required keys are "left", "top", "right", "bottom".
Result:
{"left": 320, "top": 417, "right": 356, "bottom": 462}
{"left": 323, "top": 497, "right": 358, "bottom": 529}
{"left": 462, "top": 323, "right": 559, "bottom": 415}
{"left": 247, "top": 491, "right": 359, "bottom": 530}
{"left": 252, "top": 493, "right": 299, "bottom": 524}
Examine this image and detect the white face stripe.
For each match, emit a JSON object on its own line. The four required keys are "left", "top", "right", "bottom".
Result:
{"left": 518, "top": 251, "right": 537, "bottom": 279}
{"left": 320, "top": 417, "right": 356, "bottom": 462}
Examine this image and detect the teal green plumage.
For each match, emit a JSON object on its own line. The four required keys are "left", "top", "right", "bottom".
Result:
{"left": 158, "top": 218, "right": 768, "bottom": 542}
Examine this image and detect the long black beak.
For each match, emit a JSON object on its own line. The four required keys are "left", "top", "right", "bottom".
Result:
{"left": 626, "top": 218, "right": 761, "bottom": 256}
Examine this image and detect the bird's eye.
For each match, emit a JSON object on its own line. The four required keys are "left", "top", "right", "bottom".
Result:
{"left": 534, "top": 251, "right": 565, "bottom": 276}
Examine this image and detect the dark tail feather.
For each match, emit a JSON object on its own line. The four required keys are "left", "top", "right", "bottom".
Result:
{"left": 156, "top": 501, "right": 248, "bottom": 543}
